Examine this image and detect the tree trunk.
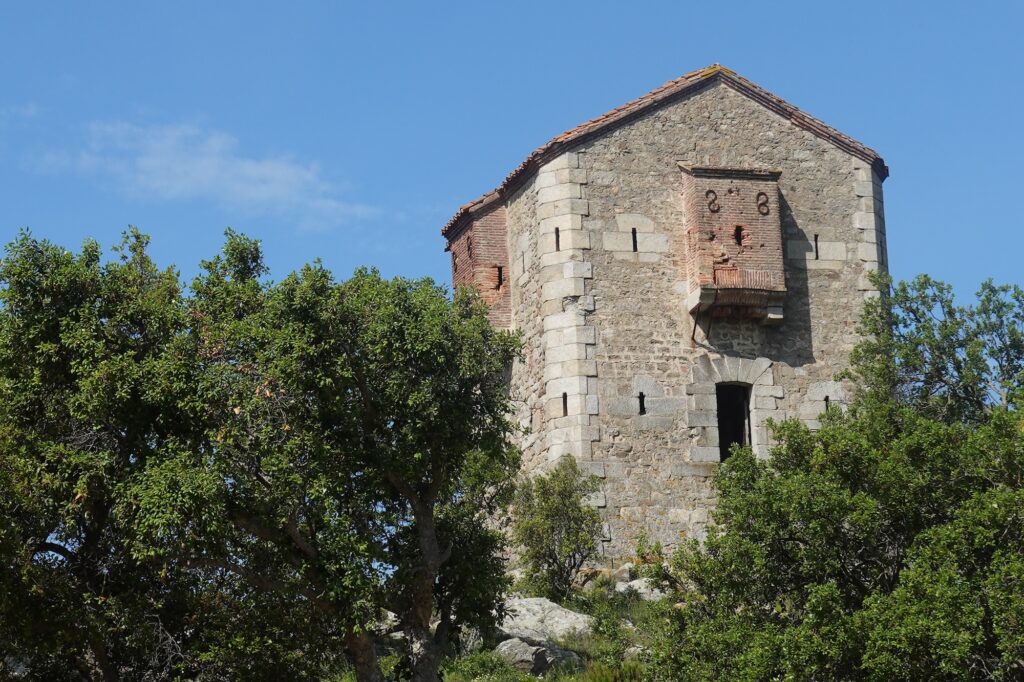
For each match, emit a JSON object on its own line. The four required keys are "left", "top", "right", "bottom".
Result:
{"left": 345, "top": 631, "right": 384, "bottom": 682}
{"left": 86, "top": 632, "right": 118, "bottom": 682}
{"left": 406, "top": 504, "right": 447, "bottom": 682}
{"left": 407, "top": 624, "right": 444, "bottom": 682}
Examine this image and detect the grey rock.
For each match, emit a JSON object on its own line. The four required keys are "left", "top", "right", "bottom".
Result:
{"left": 624, "top": 644, "right": 648, "bottom": 659}
{"left": 499, "top": 597, "right": 593, "bottom": 641}
{"left": 609, "top": 562, "right": 633, "bottom": 582}
{"left": 372, "top": 609, "right": 399, "bottom": 634}
{"left": 615, "top": 577, "right": 666, "bottom": 601}
{"left": 495, "top": 638, "right": 583, "bottom": 675}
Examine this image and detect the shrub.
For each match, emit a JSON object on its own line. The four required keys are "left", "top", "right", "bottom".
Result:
{"left": 512, "top": 458, "right": 603, "bottom": 601}
{"left": 441, "top": 650, "right": 530, "bottom": 682}
{"left": 573, "top": 662, "right": 646, "bottom": 682}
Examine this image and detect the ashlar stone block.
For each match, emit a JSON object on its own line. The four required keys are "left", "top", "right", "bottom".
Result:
{"left": 614, "top": 213, "right": 656, "bottom": 232}
{"left": 543, "top": 311, "right": 584, "bottom": 331}
{"left": 632, "top": 375, "right": 665, "bottom": 397}
{"left": 537, "top": 198, "right": 589, "bottom": 221}
{"left": 816, "top": 241, "right": 847, "bottom": 261}
{"left": 643, "top": 397, "right": 686, "bottom": 415}
{"left": 546, "top": 343, "right": 588, "bottom": 363}
{"left": 539, "top": 152, "right": 579, "bottom": 171}
{"left": 689, "top": 446, "right": 721, "bottom": 463}
{"left": 539, "top": 213, "right": 584, "bottom": 235}
{"left": 537, "top": 183, "right": 582, "bottom": 204}
{"left": 541, "top": 278, "right": 586, "bottom": 301}
{"left": 562, "top": 326, "right": 596, "bottom": 345}
{"left": 546, "top": 376, "right": 588, "bottom": 396}
{"left": 563, "top": 261, "right": 593, "bottom": 279}
{"left": 554, "top": 168, "right": 588, "bottom": 184}
{"left": 602, "top": 232, "right": 634, "bottom": 252}
{"left": 634, "top": 233, "right": 669, "bottom": 252}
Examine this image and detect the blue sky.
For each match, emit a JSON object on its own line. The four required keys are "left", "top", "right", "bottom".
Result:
{"left": 2, "top": 1, "right": 1021, "bottom": 297}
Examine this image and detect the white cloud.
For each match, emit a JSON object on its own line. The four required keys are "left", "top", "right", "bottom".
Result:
{"left": 39, "top": 121, "right": 377, "bottom": 231}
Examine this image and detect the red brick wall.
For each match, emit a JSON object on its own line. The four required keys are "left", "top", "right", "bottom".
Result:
{"left": 446, "top": 205, "right": 511, "bottom": 329}
{"left": 683, "top": 168, "right": 786, "bottom": 301}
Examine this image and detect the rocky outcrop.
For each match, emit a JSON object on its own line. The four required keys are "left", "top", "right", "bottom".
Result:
{"left": 495, "top": 637, "right": 582, "bottom": 675}
{"left": 499, "top": 597, "right": 593, "bottom": 642}
{"left": 614, "top": 577, "right": 666, "bottom": 601}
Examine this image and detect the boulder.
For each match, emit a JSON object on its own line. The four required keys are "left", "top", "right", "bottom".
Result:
{"left": 495, "top": 637, "right": 582, "bottom": 675}
{"left": 372, "top": 609, "right": 400, "bottom": 634}
{"left": 610, "top": 562, "right": 634, "bottom": 582}
{"left": 499, "top": 597, "right": 594, "bottom": 641}
{"left": 614, "top": 577, "right": 666, "bottom": 601}
{"left": 624, "top": 644, "right": 648, "bottom": 659}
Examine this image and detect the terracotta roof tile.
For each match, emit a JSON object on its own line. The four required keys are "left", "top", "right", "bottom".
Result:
{"left": 442, "top": 64, "right": 887, "bottom": 238}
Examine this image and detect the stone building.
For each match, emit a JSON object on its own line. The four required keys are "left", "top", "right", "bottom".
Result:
{"left": 441, "top": 65, "right": 888, "bottom": 559}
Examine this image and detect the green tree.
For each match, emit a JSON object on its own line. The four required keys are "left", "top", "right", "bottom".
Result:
{"left": 646, "top": 277, "right": 1024, "bottom": 681}
{"left": 851, "top": 275, "right": 1024, "bottom": 421}
{"left": 136, "top": 234, "right": 521, "bottom": 682}
{"left": 512, "top": 458, "right": 603, "bottom": 602}
{"left": 0, "top": 230, "right": 522, "bottom": 682}
{"left": 0, "top": 230, "right": 210, "bottom": 680}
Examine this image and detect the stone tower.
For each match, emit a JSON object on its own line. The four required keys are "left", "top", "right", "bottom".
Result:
{"left": 441, "top": 65, "right": 888, "bottom": 559}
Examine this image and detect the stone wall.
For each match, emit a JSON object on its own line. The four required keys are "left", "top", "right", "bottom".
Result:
{"left": 491, "top": 80, "right": 887, "bottom": 560}
{"left": 505, "top": 177, "right": 546, "bottom": 467}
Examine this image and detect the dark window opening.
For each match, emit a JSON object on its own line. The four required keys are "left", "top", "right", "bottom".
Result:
{"left": 638, "top": 392, "right": 646, "bottom": 415}
{"left": 734, "top": 225, "right": 744, "bottom": 246}
{"left": 631, "top": 228, "right": 638, "bottom": 252}
{"left": 555, "top": 227, "right": 561, "bottom": 252}
{"left": 562, "top": 392, "right": 568, "bottom": 417}
{"left": 496, "top": 266, "right": 504, "bottom": 288}
{"left": 467, "top": 238, "right": 473, "bottom": 258}
{"left": 824, "top": 395, "right": 830, "bottom": 411}
{"left": 813, "top": 234, "right": 820, "bottom": 260}
{"left": 716, "top": 383, "right": 751, "bottom": 461}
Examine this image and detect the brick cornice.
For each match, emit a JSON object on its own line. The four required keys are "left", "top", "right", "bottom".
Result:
{"left": 679, "top": 164, "right": 783, "bottom": 181}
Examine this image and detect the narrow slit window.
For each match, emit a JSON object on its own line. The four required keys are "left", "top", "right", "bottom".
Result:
{"left": 638, "top": 392, "right": 646, "bottom": 415}
{"left": 631, "top": 228, "right": 638, "bottom": 252}
{"left": 734, "top": 225, "right": 744, "bottom": 246}
{"left": 562, "top": 392, "right": 568, "bottom": 417}
{"left": 716, "top": 383, "right": 751, "bottom": 461}
{"left": 555, "top": 227, "right": 561, "bottom": 252}
{"left": 467, "top": 238, "right": 473, "bottom": 258}
{"left": 824, "top": 395, "right": 830, "bottom": 411}
{"left": 813, "top": 234, "right": 820, "bottom": 260}
{"left": 496, "top": 266, "right": 504, "bottom": 288}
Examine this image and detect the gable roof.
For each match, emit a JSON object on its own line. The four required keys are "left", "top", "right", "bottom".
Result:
{"left": 442, "top": 64, "right": 888, "bottom": 238}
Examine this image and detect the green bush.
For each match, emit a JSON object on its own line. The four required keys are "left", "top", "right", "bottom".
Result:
{"left": 441, "top": 650, "right": 531, "bottom": 682}
{"left": 512, "top": 458, "right": 603, "bottom": 602}
{"left": 572, "top": 662, "right": 646, "bottom": 682}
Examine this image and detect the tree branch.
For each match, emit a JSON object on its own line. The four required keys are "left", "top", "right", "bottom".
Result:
{"left": 32, "top": 541, "right": 75, "bottom": 563}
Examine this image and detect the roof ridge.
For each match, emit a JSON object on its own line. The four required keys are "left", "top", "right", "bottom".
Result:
{"left": 442, "top": 65, "right": 886, "bottom": 238}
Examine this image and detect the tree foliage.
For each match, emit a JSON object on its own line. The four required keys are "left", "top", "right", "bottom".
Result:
{"left": 647, "top": 277, "right": 1024, "bottom": 681}
{"left": 0, "top": 229, "right": 211, "bottom": 680}
{"left": 0, "top": 230, "right": 521, "bottom": 682}
{"left": 852, "top": 274, "right": 1024, "bottom": 421}
{"left": 512, "top": 458, "right": 602, "bottom": 602}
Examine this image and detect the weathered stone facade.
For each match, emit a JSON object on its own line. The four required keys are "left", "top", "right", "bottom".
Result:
{"left": 442, "top": 65, "right": 888, "bottom": 559}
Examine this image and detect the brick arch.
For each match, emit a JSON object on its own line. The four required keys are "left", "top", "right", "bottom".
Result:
{"left": 686, "top": 354, "right": 785, "bottom": 461}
